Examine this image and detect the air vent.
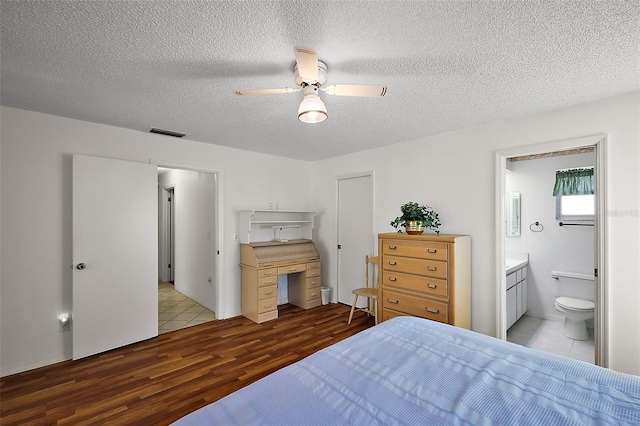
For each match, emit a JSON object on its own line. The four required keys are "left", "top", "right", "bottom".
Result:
{"left": 149, "top": 128, "right": 186, "bottom": 138}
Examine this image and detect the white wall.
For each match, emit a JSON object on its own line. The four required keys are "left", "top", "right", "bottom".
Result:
{"left": 506, "top": 152, "right": 595, "bottom": 321}
{"left": 158, "top": 168, "right": 216, "bottom": 310}
{"left": 0, "top": 106, "right": 312, "bottom": 376}
{"left": 311, "top": 91, "right": 640, "bottom": 375}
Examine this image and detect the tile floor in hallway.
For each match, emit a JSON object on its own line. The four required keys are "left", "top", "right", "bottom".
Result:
{"left": 507, "top": 314, "right": 594, "bottom": 364}
{"left": 158, "top": 281, "right": 216, "bottom": 334}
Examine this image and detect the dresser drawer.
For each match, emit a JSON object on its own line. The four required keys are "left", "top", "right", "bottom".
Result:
{"left": 382, "top": 240, "right": 448, "bottom": 262}
{"left": 382, "top": 270, "right": 448, "bottom": 298}
{"left": 383, "top": 289, "right": 449, "bottom": 323}
{"left": 258, "top": 268, "right": 278, "bottom": 278}
{"left": 258, "top": 296, "right": 277, "bottom": 314}
{"left": 278, "top": 263, "right": 307, "bottom": 275}
{"left": 383, "top": 255, "right": 447, "bottom": 279}
{"left": 382, "top": 308, "right": 410, "bottom": 322}
{"left": 258, "top": 284, "right": 277, "bottom": 300}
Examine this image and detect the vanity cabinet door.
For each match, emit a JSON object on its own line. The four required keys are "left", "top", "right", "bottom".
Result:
{"left": 506, "top": 285, "right": 517, "bottom": 329}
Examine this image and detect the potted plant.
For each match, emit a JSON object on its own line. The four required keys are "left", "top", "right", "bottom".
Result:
{"left": 390, "top": 202, "right": 441, "bottom": 235}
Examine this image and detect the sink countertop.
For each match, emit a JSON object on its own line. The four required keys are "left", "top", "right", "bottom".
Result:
{"left": 506, "top": 252, "right": 529, "bottom": 275}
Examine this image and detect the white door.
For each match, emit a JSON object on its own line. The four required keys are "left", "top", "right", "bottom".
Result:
{"left": 337, "top": 175, "right": 373, "bottom": 306}
{"left": 73, "top": 155, "right": 158, "bottom": 360}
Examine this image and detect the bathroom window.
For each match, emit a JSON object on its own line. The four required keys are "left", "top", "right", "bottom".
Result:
{"left": 556, "top": 194, "right": 595, "bottom": 221}
{"left": 553, "top": 166, "right": 595, "bottom": 221}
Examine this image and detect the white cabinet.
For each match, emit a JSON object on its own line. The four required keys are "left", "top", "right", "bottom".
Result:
{"left": 506, "top": 265, "right": 528, "bottom": 330}
{"left": 238, "top": 210, "right": 318, "bottom": 243}
{"left": 506, "top": 285, "right": 518, "bottom": 329}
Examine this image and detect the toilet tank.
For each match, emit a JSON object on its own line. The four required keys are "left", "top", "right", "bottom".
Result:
{"left": 551, "top": 270, "right": 595, "bottom": 301}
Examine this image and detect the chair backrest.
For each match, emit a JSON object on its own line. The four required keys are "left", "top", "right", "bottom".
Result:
{"left": 365, "top": 255, "right": 379, "bottom": 288}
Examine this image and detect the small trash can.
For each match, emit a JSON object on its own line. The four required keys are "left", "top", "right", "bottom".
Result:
{"left": 321, "top": 287, "right": 331, "bottom": 305}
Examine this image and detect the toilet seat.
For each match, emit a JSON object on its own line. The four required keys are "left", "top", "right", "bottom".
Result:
{"left": 556, "top": 296, "right": 594, "bottom": 311}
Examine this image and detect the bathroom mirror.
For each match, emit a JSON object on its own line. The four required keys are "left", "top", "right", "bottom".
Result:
{"left": 506, "top": 192, "right": 521, "bottom": 237}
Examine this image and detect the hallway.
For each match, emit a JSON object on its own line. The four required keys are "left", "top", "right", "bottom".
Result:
{"left": 158, "top": 281, "right": 216, "bottom": 334}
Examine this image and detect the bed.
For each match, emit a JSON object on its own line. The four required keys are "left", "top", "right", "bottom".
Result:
{"left": 173, "top": 316, "right": 640, "bottom": 425}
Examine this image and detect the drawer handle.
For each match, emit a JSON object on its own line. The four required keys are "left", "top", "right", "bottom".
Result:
{"left": 427, "top": 249, "right": 437, "bottom": 253}
{"left": 388, "top": 245, "right": 397, "bottom": 250}
{"left": 386, "top": 298, "right": 399, "bottom": 304}
{"left": 427, "top": 266, "right": 437, "bottom": 271}
{"left": 388, "top": 277, "right": 397, "bottom": 282}
{"left": 388, "top": 261, "right": 397, "bottom": 266}
{"left": 264, "top": 290, "right": 274, "bottom": 295}
{"left": 427, "top": 283, "right": 437, "bottom": 289}
{"left": 289, "top": 267, "right": 298, "bottom": 271}
{"left": 264, "top": 272, "right": 275, "bottom": 276}
{"left": 426, "top": 307, "right": 440, "bottom": 314}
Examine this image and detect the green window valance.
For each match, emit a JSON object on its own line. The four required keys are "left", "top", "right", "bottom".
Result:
{"left": 553, "top": 167, "right": 594, "bottom": 196}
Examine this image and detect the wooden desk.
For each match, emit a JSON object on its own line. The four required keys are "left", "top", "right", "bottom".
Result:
{"left": 240, "top": 240, "right": 322, "bottom": 323}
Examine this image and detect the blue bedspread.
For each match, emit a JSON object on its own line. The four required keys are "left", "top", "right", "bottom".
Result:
{"left": 174, "top": 316, "right": 640, "bottom": 425}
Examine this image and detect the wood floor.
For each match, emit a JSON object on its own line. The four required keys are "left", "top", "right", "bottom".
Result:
{"left": 1, "top": 303, "right": 375, "bottom": 425}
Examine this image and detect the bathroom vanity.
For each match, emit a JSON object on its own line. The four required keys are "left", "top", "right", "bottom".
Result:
{"left": 506, "top": 255, "right": 528, "bottom": 330}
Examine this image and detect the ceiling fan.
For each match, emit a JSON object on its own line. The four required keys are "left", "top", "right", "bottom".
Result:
{"left": 234, "top": 47, "right": 387, "bottom": 123}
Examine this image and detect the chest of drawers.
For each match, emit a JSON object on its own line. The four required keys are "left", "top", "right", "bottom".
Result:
{"left": 378, "top": 233, "right": 471, "bottom": 329}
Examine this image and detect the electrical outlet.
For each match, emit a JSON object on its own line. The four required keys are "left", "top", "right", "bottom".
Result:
{"left": 233, "top": 233, "right": 238, "bottom": 241}
{"left": 59, "top": 314, "right": 71, "bottom": 332}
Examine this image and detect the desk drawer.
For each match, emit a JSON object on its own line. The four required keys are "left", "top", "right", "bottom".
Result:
{"left": 306, "top": 268, "right": 321, "bottom": 278}
{"left": 382, "top": 271, "right": 448, "bottom": 298}
{"left": 259, "top": 284, "right": 277, "bottom": 300}
{"left": 306, "top": 275, "right": 321, "bottom": 289}
{"left": 383, "top": 255, "right": 447, "bottom": 279}
{"left": 307, "top": 261, "right": 321, "bottom": 273}
{"left": 383, "top": 289, "right": 448, "bottom": 323}
{"left": 258, "top": 268, "right": 278, "bottom": 279}
{"left": 278, "top": 263, "right": 307, "bottom": 275}
{"left": 258, "top": 275, "right": 278, "bottom": 286}
{"left": 382, "top": 240, "right": 448, "bottom": 262}
{"left": 258, "top": 296, "right": 277, "bottom": 314}
{"left": 307, "top": 287, "right": 321, "bottom": 301}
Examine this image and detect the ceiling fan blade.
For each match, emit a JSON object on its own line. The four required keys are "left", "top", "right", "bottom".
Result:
{"left": 323, "top": 84, "right": 387, "bottom": 97}
{"left": 294, "top": 47, "right": 318, "bottom": 83}
{"left": 234, "top": 88, "right": 299, "bottom": 96}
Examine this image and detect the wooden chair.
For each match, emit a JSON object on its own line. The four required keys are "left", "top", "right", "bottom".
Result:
{"left": 348, "top": 255, "right": 379, "bottom": 325}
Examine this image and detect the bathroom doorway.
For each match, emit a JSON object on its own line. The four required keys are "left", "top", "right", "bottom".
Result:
{"left": 495, "top": 135, "right": 607, "bottom": 367}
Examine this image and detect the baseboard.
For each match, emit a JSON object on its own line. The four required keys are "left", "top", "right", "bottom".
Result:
{"left": 1, "top": 352, "right": 72, "bottom": 377}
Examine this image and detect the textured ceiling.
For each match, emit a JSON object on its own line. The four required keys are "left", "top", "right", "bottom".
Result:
{"left": 1, "top": 1, "right": 638, "bottom": 161}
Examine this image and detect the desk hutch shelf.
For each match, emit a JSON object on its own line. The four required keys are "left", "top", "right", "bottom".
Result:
{"left": 238, "top": 210, "right": 318, "bottom": 243}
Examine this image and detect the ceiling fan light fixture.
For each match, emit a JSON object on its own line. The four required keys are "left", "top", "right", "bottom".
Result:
{"left": 298, "top": 92, "right": 327, "bottom": 124}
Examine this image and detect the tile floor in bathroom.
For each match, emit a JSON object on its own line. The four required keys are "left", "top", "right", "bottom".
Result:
{"left": 507, "top": 314, "right": 594, "bottom": 364}
{"left": 158, "top": 281, "right": 216, "bottom": 334}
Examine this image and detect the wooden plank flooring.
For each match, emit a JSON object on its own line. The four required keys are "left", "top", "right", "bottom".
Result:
{"left": 0, "top": 303, "right": 374, "bottom": 425}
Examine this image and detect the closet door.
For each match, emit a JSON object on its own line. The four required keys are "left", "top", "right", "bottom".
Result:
{"left": 337, "top": 174, "right": 373, "bottom": 306}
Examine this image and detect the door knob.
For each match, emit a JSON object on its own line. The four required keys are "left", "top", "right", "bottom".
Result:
{"left": 76, "top": 263, "right": 86, "bottom": 270}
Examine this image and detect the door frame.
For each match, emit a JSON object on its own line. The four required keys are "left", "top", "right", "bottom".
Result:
{"left": 161, "top": 185, "right": 175, "bottom": 282}
{"left": 157, "top": 164, "right": 223, "bottom": 318}
{"left": 494, "top": 134, "right": 608, "bottom": 367}
{"left": 334, "top": 171, "right": 375, "bottom": 304}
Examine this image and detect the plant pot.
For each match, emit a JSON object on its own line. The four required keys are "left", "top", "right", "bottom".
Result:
{"left": 405, "top": 220, "right": 424, "bottom": 235}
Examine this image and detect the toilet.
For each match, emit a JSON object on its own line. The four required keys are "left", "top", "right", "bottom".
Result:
{"left": 552, "top": 271, "right": 595, "bottom": 341}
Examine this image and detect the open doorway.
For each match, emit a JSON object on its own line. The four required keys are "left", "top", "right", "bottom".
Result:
{"left": 495, "top": 135, "right": 607, "bottom": 367}
{"left": 157, "top": 167, "right": 218, "bottom": 333}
